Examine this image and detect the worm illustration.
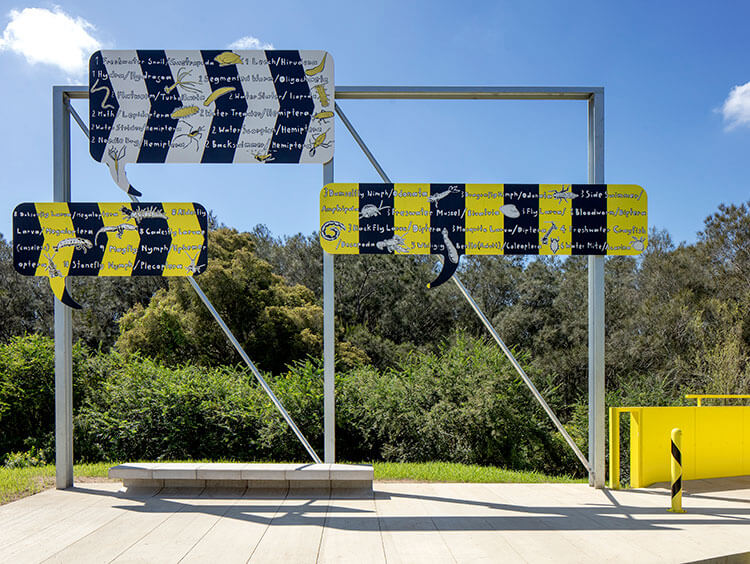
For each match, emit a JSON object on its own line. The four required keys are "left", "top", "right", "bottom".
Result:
{"left": 321, "top": 221, "right": 345, "bottom": 241}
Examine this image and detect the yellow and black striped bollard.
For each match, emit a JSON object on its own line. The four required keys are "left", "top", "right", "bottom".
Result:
{"left": 668, "top": 427, "right": 686, "bottom": 513}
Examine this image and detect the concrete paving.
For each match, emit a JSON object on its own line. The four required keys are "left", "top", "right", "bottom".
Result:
{"left": 1, "top": 477, "right": 749, "bottom": 563}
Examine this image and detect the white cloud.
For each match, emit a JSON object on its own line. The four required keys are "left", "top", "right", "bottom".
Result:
{"left": 0, "top": 6, "right": 101, "bottom": 77}
{"left": 720, "top": 82, "right": 750, "bottom": 130}
{"left": 228, "top": 36, "right": 274, "bottom": 50}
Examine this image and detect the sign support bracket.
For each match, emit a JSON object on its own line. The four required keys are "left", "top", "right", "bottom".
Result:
{"left": 333, "top": 101, "right": 591, "bottom": 475}
{"left": 52, "top": 88, "right": 321, "bottom": 490}
{"left": 332, "top": 88, "right": 607, "bottom": 487}
{"left": 119, "top": 193, "right": 322, "bottom": 466}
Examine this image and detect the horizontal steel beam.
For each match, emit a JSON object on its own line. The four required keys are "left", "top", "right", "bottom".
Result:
{"left": 61, "top": 85, "right": 89, "bottom": 99}
{"left": 335, "top": 86, "right": 601, "bottom": 101}
{"left": 70, "top": 84, "right": 601, "bottom": 101}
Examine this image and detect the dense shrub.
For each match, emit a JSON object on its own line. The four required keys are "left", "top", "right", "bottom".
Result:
{"left": 74, "top": 356, "right": 325, "bottom": 462}
{"left": 0, "top": 334, "right": 101, "bottom": 457}
{"left": 337, "top": 334, "right": 582, "bottom": 475}
{"left": 74, "top": 334, "right": 580, "bottom": 474}
{"left": 0, "top": 332, "right": 585, "bottom": 475}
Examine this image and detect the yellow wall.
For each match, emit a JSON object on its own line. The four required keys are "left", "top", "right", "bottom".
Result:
{"left": 619, "top": 406, "right": 750, "bottom": 488}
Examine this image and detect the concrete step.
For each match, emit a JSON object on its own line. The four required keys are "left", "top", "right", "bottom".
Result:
{"left": 109, "top": 462, "right": 373, "bottom": 491}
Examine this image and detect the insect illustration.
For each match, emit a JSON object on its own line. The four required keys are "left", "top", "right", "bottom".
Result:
{"left": 104, "top": 146, "right": 141, "bottom": 197}
{"left": 305, "top": 53, "right": 327, "bottom": 76}
{"left": 553, "top": 186, "right": 578, "bottom": 204}
{"left": 313, "top": 110, "right": 334, "bottom": 122}
{"left": 186, "top": 250, "right": 204, "bottom": 275}
{"left": 306, "top": 130, "right": 331, "bottom": 157}
{"left": 549, "top": 238, "right": 560, "bottom": 254}
{"left": 94, "top": 223, "right": 138, "bottom": 245}
{"left": 499, "top": 204, "right": 520, "bottom": 218}
{"left": 542, "top": 221, "right": 558, "bottom": 244}
{"left": 321, "top": 220, "right": 345, "bottom": 241}
{"left": 429, "top": 186, "right": 461, "bottom": 208}
{"left": 42, "top": 254, "right": 63, "bottom": 278}
{"left": 214, "top": 52, "right": 242, "bottom": 66}
{"left": 173, "top": 123, "right": 205, "bottom": 151}
{"left": 54, "top": 237, "right": 93, "bottom": 253}
{"left": 315, "top": 85, "right": 329, "bottom": 107}
{"left": 42, "top": 255, "right": 80, "bottom": 309}
{"left": 376, "top": 234, "right": 408, "bottom": 253}
{"left": 630, "top": 236, "right": 646, "bottom": 252}
{"left": 203, "top": 87, "right": 235, "bottom": 106}
{"left": 90, "top": 78, "right": 114, "bottom": 109}
{"left": 254, "top": 153, "right": 274, "bottom": 163}
{"left": 108, "top": 146, "right": 126, "bottom": 181}
{"left": 442, "top": 229, "right": 459, "bottom": 264}
{"left": 164, "top": 68, "right": 201, "bottom": 95}
{"left": 171, "top": 106, "right": 200, "bottom": 120}
{"left": 121, "top": 206, "right": 168, "bottom": 223}
{"left": 360, "top": 200, "right": 390, "bottom": 218}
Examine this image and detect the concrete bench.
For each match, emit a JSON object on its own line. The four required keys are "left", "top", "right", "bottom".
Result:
{"left": 109, "top": 462, "right": 373, "bottom": 491}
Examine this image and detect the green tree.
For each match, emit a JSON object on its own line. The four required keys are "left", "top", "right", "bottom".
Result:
{"left": 70, "top": 277, "right": 167, "bottom": 351}
{"left": 0, "top": 235, "right": 53, "bottom": 342}
{"left": 0, "top": 334, "right": 99, "bottom": 458}
{"left": 116, "top": 228, "right": 366, "bottom": 373}
{"left": 249, "top": 224, "right": 474, "bottom": 368}
{"left": 249, "top": 226, "right": 324, "bottom": 299}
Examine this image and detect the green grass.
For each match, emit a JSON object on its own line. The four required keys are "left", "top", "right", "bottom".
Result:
{"left": 0, "top": 461, "right": 583, "bottom": 505}
{"left": 372, "top": 461, "right": 585, "bottom": 483}
{"left": 0, "top": 463, "right": 111, "bottom": 505}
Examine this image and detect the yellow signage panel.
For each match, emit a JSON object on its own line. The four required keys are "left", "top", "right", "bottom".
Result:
{"left": 13, "top": 202, "right": 208, "bottom": 308}
{"left": 320, "top": 183, "right": 647, "bottom": 287}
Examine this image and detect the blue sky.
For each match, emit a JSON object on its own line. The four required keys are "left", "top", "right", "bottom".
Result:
{"left": 0, "top": 0, "right": 748, "bottom": 245}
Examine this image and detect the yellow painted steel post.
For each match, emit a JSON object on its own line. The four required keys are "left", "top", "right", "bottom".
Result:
{"left": 609, "top": 408, "right": 620, "bottom": 489}
{"left": 668, "top": 428, "right": 686, "bottom": 513}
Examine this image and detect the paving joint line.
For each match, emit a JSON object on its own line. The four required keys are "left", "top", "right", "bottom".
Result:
{"left": 106, "top": 486, "right": 203, "bottom": 563}
{"left": 1, "top": 485, "right": 120, "bottom": 552}
{"left": 40, "top": 486, "right": 161, "bottom": 563}
{"left": 314, "top": 488, "right": 332, "bottom": 563}
{"left": 177, "top": 486, "right": 249, "bottom": 563}
{"left": 373, "top": 488, "right": 388, "bottom": 564}
{"left": 245, "top": 485, "right": 290, "bottom": 563}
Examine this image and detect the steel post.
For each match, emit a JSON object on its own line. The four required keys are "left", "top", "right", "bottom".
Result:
{"left": 588, "top": 91, "right": 606, "bottom": 488}
{"left": 323, "top": 159, "right": 335, "bottom": 463}
{"left": 53, "top": 87, "right": 73, "bottom": 489}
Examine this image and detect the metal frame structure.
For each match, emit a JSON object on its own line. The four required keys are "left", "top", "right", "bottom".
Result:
{"left": 52, "top": 86, "right": 322, "bottom": 489}
{"left": 52, "top": 83, "right": 605, "bottom": 490}
{"left": 326, "top": 86, "right": 606, "bottom": 488}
